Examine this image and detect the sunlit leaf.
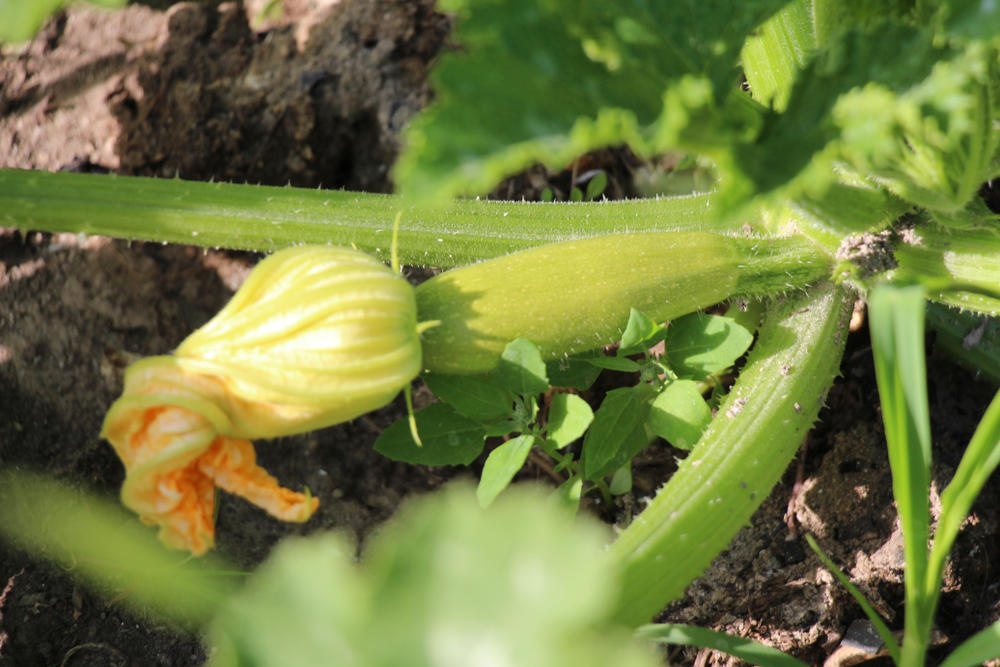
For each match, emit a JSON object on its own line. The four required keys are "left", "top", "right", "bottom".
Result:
{"left": 665, "top": 313, "right": 753, "bottom": 379}
{"left": 647, "top": 380, "right": 712, "bottom": 449}
{"left": 496, "top": 338, "right": 550, "bottom": 396}
{"left": 477, "top": 435, "right": 536, "bottom": 507}
{"left": 546, "top": 393, "right": 595, "bottom": 449}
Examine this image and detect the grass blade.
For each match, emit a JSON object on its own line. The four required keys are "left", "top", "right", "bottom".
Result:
{"left": 635, "top": 623, "right": 809, "bottom": 667}
{"left": 937, "top": 620, "right": 1000, "bottom": 667}
{"left": 804, "top": 535, "right": 900, "bottom": 663}
{"left": 0, "top": 471, "right": 237, "bottom": 624}
{"left": 927, "top": 387, "right": 1000, "bottom": 616}
{"left": 868, "top": 283, "right": 933, "bottom": 661}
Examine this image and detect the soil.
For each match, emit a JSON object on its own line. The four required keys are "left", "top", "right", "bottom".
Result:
{"left": 1, "top": 3, "right": 999, "bottom": 666}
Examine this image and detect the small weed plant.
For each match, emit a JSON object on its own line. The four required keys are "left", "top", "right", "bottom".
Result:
{"left": 3, "top": 0, "right": 1000, "bottom": 665}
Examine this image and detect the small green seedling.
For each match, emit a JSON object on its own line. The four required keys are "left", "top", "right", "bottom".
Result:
{"left": 376, "top": 306, "right": 753, "bottom": 509}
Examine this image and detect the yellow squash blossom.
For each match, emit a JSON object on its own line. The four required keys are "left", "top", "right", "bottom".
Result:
{"left": 101, "top": 246, "right": 422, "bottom": 554}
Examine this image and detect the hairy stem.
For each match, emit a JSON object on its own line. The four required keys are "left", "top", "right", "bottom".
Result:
{"left": 894, "top": 222, "right": 1000, "bottom": 316}
{"left": 0, "top": 168, "right": 757, "bottom": 269}
{"left": 608, "top": 282, "right": 853, "bottom": 627}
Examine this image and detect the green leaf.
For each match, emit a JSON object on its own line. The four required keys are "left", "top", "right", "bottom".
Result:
{"left": 938, "top": 0, "right": 1000, "bottom": 44}
{"left": 619, "top": 308, "right": 668, "bottom": 356}
{"left": 665, "top": 313, "right": 754, "bottom": 379}
{"left": 547, "top": 357, "right": 602, "bottom": 390}
{"left": 739, "top": 0, "right": 814, "bottom": 112}
{"left": 585, "top": 171, "right": 608, "bottom": 200}
{"left": 647, "top": 380, "right": 712, "bottom": 449}
{"left": 831, "top": 44, "right": 999, "bottom": 213}
{"left": 374, "top": 403, "right": 486, "bottom": 466}
{"left": 938, "top": 620, "right": 1000, "bottom": 667}
{"left": 211, "top": 485, "right": 659, "bottom": 666}
{"left": 395, "top": 0, "right": 788, "bottom": 203}
{"left": 0, "top": 472, "right": 234, "bottom": 625}
{"left": 477, "top": 435, "right": 536, "bottom": 507}
{"left": 635, "top": 624, "right": 809, "bottom": 667}
{"left": 735, "top": 20, "right": 1000, "bottom": 215}
{"left": 609, "top": 465, "right": 633, "bottom": 495}
{"left": 423, "top": 372, "right": 514, "bottom": 421}
{"left": 496, "top": 338, "right": 550, "bottom": 396}
{"left": 582, "top": 384, "right": 654, "bottom": 479}
{"left": 361, "top": 485, "right": 659, "bottom": 667}
{"left": 730, "top": 21, "right": 962, "bottom": 210}
{"left": 208, "top": 534, "right": 364, "bottom": 666}
{"left": 0, "top": 0, "right": 125, "bottom": 43}
{"left": 546, "top": 393, "right": 595, "bottom": 449}
{"left": 552, "top": 475, "right": 584, "bottom": 514}
{"left": 585, "top": 356, "right": 643, "bottom": 372}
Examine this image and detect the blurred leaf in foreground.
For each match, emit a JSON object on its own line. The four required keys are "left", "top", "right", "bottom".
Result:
{"left": 0, "top": 0, "right": 125, "bottom": 43}
{"left": 210, "top": 483, "right": 658, "bottom": 667}
{"left": 0, "top": 471, "right": 235, "bottom": 624}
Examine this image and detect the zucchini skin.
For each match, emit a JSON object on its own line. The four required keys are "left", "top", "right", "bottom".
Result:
{"left": 415, "top": 231, "right": 829, "bottom": 374}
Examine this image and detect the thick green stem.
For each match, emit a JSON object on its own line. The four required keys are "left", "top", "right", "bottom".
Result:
{"left": 0, "top": 168, "right": 755, "bottom": 269}
{"left": 608, "top": 282, "right": 853, "bottom": 627}
{"left": 894, "top": 223, "right": 1000, "bottom": 316}
{"left": 925, "top": 303, "right": 1000, "bottom": 385}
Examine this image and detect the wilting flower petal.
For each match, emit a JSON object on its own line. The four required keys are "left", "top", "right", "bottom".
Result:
{"left": 101, "top": 246, "right": 422, "bottom": 554}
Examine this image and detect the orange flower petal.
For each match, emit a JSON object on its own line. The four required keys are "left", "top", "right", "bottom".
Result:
{"left": 198, "top": 438, "right": 319, "bottom": 524}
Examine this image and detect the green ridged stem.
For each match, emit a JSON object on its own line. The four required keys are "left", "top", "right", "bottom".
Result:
{"left": 415, "top": 232, "right": 831, "bottom": 374}
{"left": 0, "top": 168, "right": 755, "bottom": 269}
{"left": 894, "top": 223, "right": 1000, "bottom": 316}
{"left": 925, "top": 303, "right": 1000, "bottom": 386}
{"left": 608, "top": 283, "right": 853, "bottom": 627}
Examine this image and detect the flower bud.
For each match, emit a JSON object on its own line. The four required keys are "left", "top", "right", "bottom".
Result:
{"left": 101, "top": 246, "right": 422, "bottom": 554}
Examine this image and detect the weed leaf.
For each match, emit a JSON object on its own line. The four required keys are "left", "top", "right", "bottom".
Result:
{"left": 582, "top": 384, "right": 654, "bottom": 479}
{"left": 665, "top": 313, "right": 753, "bottom": 379}
{"left": 477, "top": 435, "right": 536, "bottom": 507}
{"left": 496, "top": 338, "right": 550, "bottom": 396}
{"left": 547, "top": 358, "right": 602, "bottom": 390}
{"left": 374, "top": 403, "right": 486, "bottom": 466}
{"left": 423, "top": 372, "right": 514, "bottom": 421}
{"left": 546, "top": 393, "right": 595, "bottom": 449}
{"left": 647, "top": 380, "right": 711, "bottom": 449}
{"left": 619, "top": 308, "right": 668, "bottom": 356}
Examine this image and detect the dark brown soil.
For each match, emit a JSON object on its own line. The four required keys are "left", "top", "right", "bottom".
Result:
{"left": 2, "top": 3, "right": 999, "bottom": 666}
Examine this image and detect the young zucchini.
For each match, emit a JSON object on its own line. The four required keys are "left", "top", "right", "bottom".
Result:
{"left": 416, "top": 231, "right": 829, "bottom": 374}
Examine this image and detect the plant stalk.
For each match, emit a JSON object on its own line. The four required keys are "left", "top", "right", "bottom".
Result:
{"left": 894, "top": 222, "right": 1000, "bottom": 317}
{"left": 0, "top": 168, "right": 757, "bottom": 269}
{"left": 608, "top": 282, "right": 853, "bottom": 627}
